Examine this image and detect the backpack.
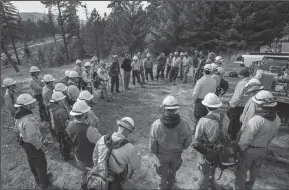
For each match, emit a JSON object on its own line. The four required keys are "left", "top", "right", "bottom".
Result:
{"left": 86, "top": 134, "right": 129, "bottom": 190}
{"left": 216, "top": 78, "right": 229, "bottom": 96}
{"left": 192, "top": 113, "right": 238, "bottom": 180}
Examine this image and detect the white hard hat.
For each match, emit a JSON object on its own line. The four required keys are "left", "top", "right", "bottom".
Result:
{"left": 29, "top": 66, "right": 40, "bottom": 73}
{"left": 14, "top": 93, "right": 36, "bottom": 108}
{"left": 215, "top": 56, "right": 224, "bottom": 63}
{"left": 69, "top": 71, "right": 80, "bottom": 78}
{"left": 76, "top": 59, "right": 82, "bottom": 64}
{"left": 202, "top": 93, "right": 222, "bottom": 108}
{"left": 53, "top": 83, "right": 67, "bottom": 92}
{"left": 252, "top": 90, "right": 277, "bottom": 107}
{"left": 84, "top": 62, "right": 91, "bottom": 67}
{"left": 146, "top": 53, "right": 151, "bottom": 57}
{"left": 211, "top": 63, "right": 218, "bottom": 70}
{"left": 133, "top": 56, "right": 138, "bottom": 60}
{"left": 216, "top": 67, "right": 225, "bottom": 76}
{"left": 92, "top": 56, "right": 98, "bottom": 61}
{"left": 77, "top": 90, "right": 93, "bottom": 101}
{"left": 100, "top": 60, "right": 105, "bottom": 65}
{"left": 65, "top": 70, "right": 71, "bottom": 77}
{"left": 43, "top": 74, "right": 55, "bottom": 82}
{"left": 204, "top": 64, "right": 213, "bottom": 71}
{"left": 117, "top": 117, "right": 135, "bottom": 131}
{"left": 50, "top": 91, "right": 66, "bottom": 102}
{"left": 184, "top": 52, "right": 188, "bottom": 55}
{"left": 161, "top": 95, "right": 180, "bottom": 109}
{"left": 180, "top": 52, "right": 184, "bottom": 56}
{"left": 174, "top": 52, "right": 178, "bottom": 55}
{"left": 2, "top": 78, "right": 16, "bottom": 87}
{"left": 70, "top": 101, "right": 91, "bottom": 116}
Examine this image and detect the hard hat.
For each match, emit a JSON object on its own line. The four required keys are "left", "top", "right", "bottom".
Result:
{"left": 137, "top": 52, "right": 141, "bottom": 55}
{"left": 133, "top": 56, "right": 138, "bottom": 60}
{"left": 92, "top": 56, "right": 98, "bottom": 61}
{"left": 185, "top": 52, "right": 188, "bottom": 55}
{"left": 146, "top": 53, "right": 151, "bottom": 57}
{"left": 117, "top": 117, "right": 135, "bottom": 131}
{"left": 77, "top": 90, "right": 93, "bottom": 101}
{"left": 170, "top": 53, "right": 173, "bottom": 56}
{"left": 29, "top": 66, "right": 40, "bottom": 73}
{"left": 216, "top": 67, "right": 225, "bottom": 76}
{"left": 50, "top": 91, "right": 66, "bottom": 102}
{"left": 65, "top": 70, "right": 71, "bottom": 77}
{"left": 252, "top": 90, "right": 277, "bottom": 107}
{"left": 174, "top": 52, "right": 178, "bottom": 55}
{"left": 215, "top": 56, "right": 224, "bottom": 63}
{"left": 43, "top": 74, "right": 55, "bottom": 82}
{"left": 69, "top": 71, "right": 80, "bottom": 78}
{"left": 204, "top": 64, "right": 213, "bottom": 71}
{"left": 161, "top": 95, "right": 180, "bottom": 109}
{"left": 202, "top": 93, "right": 222, "bottom": 108}
{"left": 211, "top": 63, "right": 218, "bottom": 70}
{"left": 70, "top": 101, "right": 91, "bottom": 116}
{"left": 2, "top": 78, "right": 16, "bottom": 87}
{"left": 180, "top": 52, "right": 184, "bottom": 56}
{"left": 84, "top": 62, "right": 91, "bottom": 67}
{"left": 76, "top": 59, "right": 82, "bottom": 64}
{"left": 53, "top": 83, "right": 67, "bottom": 92}
{"left": 14, "top": 93, "right": 36, "bottom": 108}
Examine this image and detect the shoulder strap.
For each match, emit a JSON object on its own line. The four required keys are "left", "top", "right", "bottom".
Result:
{"left": 110, "top": 138, "right": 130, "bottom": 167}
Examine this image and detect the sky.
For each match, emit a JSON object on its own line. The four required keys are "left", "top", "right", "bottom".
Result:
{"left": 12, "top": 1, "right": 112, "bottom": 20}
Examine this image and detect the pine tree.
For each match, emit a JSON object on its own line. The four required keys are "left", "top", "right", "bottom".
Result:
{"left": 47, "top": 7, "right": 57, "bottom": 44}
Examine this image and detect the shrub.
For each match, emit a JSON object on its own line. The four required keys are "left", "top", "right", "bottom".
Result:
{"left": 54, "top": 45, "right": 66, "bottom": 67}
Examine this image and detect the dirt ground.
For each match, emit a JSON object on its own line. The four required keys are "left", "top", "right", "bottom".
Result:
{"left": 1, "top": 63, "right": 289, "bottom": 189}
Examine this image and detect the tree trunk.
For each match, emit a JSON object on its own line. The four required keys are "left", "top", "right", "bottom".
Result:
{"left": 57, "top": 0, "right": 70, "bottom": 64}
{"left": 52, "top": 33, "right": 57, "bottom": 44}
{"left": 1, "top": 41, "right": 20, "bottom": 72}
{"left": 10, "top": 38, "right": 21, "bottom": 65}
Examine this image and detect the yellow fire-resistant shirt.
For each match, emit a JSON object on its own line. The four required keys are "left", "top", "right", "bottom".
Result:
{"left": 229, "top": 77, "right": 251, "bottom": 108}
{"left": 29, "top": 77, "right": 43, "bottom": 95}
{"left": 93, "top": 132, "right": 141, "bottom": 175}
{"left": 42, "top": 85, "right": 53, "bottom": 107}
{"left": 240, "top": 97, "right": 258, "bottom": 130}
{"left": 238, "top": 115, "right": 281, "bottom": 151}
{"left": 192, "top": 75, "right": 217, "bottom": 101}
{"left": 195, "top": 111, "right": 230, "bottom": 143}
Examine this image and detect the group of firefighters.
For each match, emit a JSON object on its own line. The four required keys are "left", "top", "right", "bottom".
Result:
{"left": 1, "top": 50, "right": 282, "bottom": 190}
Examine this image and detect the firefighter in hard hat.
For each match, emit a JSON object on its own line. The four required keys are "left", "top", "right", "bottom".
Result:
{"left": 178, "top": 52, "right": 185, "bottom": 79}
{"left": 166, "top": 53, "right": 173, "bottom": 79}
{"left": 150, "top": 95, "right": 192, "bottom": 190}
{"left": 66, "top": 101, "right": 101, "bottom": 190}
{"left": 67, "top": 71, "right": 80, "bottom": 108}
{"left": 42, "top": 74, "right": 57, "bottom": 139}
{"left": 2, "top": 78, "right": 17, "bottom": 118}
{"left": 53, "top": 83, "right": 70, "bottom": 111}
{"left": 143, "top": 53, "right": 154, "bottom": 82}
{"left": 109, "top": 55, "right": 121, "bottom": 93}
{"left": 29, "top": 66, "right": 47, "bottom": 121}
{"left": 97, "top": 61, "right": 111, "bottom": 101}
{"left": 14, "top": 94, "right": 52, "bottom": 189}
{"left": 235, "top": 90, "right": 281, "bottom": 190}
{"left": 121, "top": 54, "right": 132, "bottom": 90}
{"left": 227, "top": 68, "right": 251, "bottom": 141}
{"left": 191, "top": 50, "right": 200, "bottom": 84}
{"left": 91, "top": 56, "right": 100, "bottom": 90}
{"left": 169, "top": 52, "right": 182, "bottom": 84}
{"left": 138, "top": 52, "right": 146, "bottom": 84}
{"left": 206, "top": 52, "right": 216, "bottom": 64}
{"left": 214, "top": 56, "right": 224, "bottom": 65}
{"left": 93, "top": 117, "right": 141, "bottom": 189}
{"left": 77, "top": 90, "right": 99, "bottom": 128}
{"left": 182, "top": 52, "right": 193, "bottom": 83}
{"left": 215, "top": 67, "right": 229, "bottom": 96}
{"left": 131, "top": 56, "right": 144, "bottom": 88}
{"left": 74, "top": 59, "right": 83, "bottom": 77}
{"left": 49, "top": 91, "right": 72, "bottom": 161}
{"left": 59, "top": 70, "right": 70, "bottom": 85}
{"left": 195, "top": 93, "right": 230, "bottom": 190}
{"left": 156, "top": 53, "right": 166, "bottom": 80}
{"left": 82, "top": 62, "right": 93, "bottom": 94}
{"left": 192, "top": 64, "right": 217, "bottom": 131}
{"left": 194, "top": 51, "right": 207, "bottom": 84}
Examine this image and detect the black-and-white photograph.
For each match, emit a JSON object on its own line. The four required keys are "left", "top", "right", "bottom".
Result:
{"left": 1, "top": 1, "right": 289, "bottom": 190}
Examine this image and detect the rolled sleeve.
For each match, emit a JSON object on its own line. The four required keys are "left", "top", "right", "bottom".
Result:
{"left": 129, "top": 146, "right": 141, "bottom": 170}
{"left": 86, "top": 126, "right": 101, "bottom": 144}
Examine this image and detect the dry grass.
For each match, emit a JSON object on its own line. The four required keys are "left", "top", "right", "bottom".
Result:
{"left": 1, "top": 62, "right": 289, "bottom": 189}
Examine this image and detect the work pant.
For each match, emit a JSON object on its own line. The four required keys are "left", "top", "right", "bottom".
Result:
{"left": 100, "top": 83, "right": 109, "bottom": 98}
{"left": 76, "top": 158, "right": 93, "bottom": 190}
{"left": 56, "top": 132, "right": 72, "bottom": 160}
{"left": 140, "top": 68, "right": 146, "bottom": 83}
{"left": 34, "top": 94, "right": 47, "bottom": 122}
{"left": 21, "top": 141, "right": 49, "bottom": 188}
{"left": 145, "top": 68, "right": 154, "bottom": 81}
{"left": 169, "top": 67, "right": 179, "bottom": 82}
{"left": 235, "top": 147, "right": 266, "bottom": 190}
{"left": 45, "top": 106, "right": 56, "bottom": 138}
{"left": 156, "top": 66, "right": 165, "bottom": 80}
{"left": 166, "top": 65, "right": 171, "bottom": 79}
{"left": 182, "top": 66, "right": 190, "bottom": 83}
{"left": 179, "top": 63, "right": 183, "bottom": 79}
{"left": 155, "top": 152, "right": 182, "bottom": 190}
{"left": 108, "top": 174, "right": 123, "bottom": 190}
{"left": 132, "top": 70, "right": 143, "bottom": 86}
{"left": 194, "top": 98, "right": 208, "bottom": 125}
{"left": 227, "top": 106, "right": 244, "bottom": 141}
{"left": 123, "top": 71, "right": 131, "bottom": 90}
{"left": 110, "top": 75, "right": 119, "bottom": 93}
{"left": 191, "top": 67, "right": 198, "bottom": 84}
{"left": 197, "top": 153, "right": 216, "bottom": 190}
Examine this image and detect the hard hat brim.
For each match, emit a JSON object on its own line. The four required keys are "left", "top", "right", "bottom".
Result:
{"left": 29, "top": 69, "right": 40, "bottom": 73}
{"left": 70, "top": 106, "right": 91, "bottom": 116}
{"left": 117, "top": 120, "right": 134, "bottom": 131}
{"left": 2, "top": 81, "right": 16, "bottom": 87}
{"left": 14, "top": 98, "right": 36, "bottom": 108}
{"left": 161, "top": 104, "right": 180, "bottom": 109}
{"left": 50, "top": 95, "right": 66, "bottom": 103}
{"left": 202, "top": 100, "right": 222, "bottom": 108}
